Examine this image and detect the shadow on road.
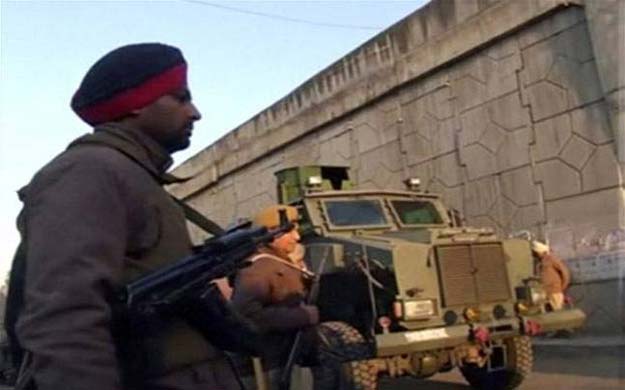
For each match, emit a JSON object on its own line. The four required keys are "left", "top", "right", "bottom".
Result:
{"left": 380, "top": 375, "right": 471, "bottom": 389}
{"left": 533, "top": 346, "right": 625, "bottom": 380}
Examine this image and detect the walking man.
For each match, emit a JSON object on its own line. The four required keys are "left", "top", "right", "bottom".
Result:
{"left": 532, "top": 241, "right": 571, "bottom": 311}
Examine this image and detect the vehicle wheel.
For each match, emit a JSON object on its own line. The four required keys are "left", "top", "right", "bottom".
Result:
{"left": 460, "top": 336, "right": 533, "bottom": 390}
{"left": 342, "top": 359, "right": 378, "bottom": 390}
{"left": 314, "top": 321, "right": 377, "bottom": 390}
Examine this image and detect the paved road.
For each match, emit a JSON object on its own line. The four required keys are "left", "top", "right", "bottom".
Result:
{"left": 2, "top": 344, "right": 623, "bottom": 390}
{"left": 380, "top": 344, "right": 625, "bottom": 390}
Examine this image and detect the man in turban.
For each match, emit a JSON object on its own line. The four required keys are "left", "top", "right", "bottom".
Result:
{"left": 532, "top": 241, "right": 571, "bottom": 311}
{"left": 5, "top": 43, "right": 241, "bottom": 390}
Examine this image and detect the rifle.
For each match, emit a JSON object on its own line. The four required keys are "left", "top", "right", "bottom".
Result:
{"left": 278, "top": 247, "right": 329, "bottom": 390}
{"left": 119, "top": 216, "right": 294, "bottom": 354}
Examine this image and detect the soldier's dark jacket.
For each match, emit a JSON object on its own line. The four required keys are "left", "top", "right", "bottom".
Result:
{"left": 14, "top": 124, "right": 238, "bottom": 390}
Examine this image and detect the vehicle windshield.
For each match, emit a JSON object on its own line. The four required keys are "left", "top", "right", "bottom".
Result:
{"left": 390, "top": 199, "right": 443, "bottom": 225}
{"left": 324, "top": 199, "right": 388, "bottom": 227}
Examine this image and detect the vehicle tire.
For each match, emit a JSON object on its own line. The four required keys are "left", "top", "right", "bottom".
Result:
{"left": 460, "top": 336, "right": 533, "bottom": 390}
{"left": 342, "top": 359, "right": 378, "bottom": 390}
{"left": 314, "top": 321, "right": 377, "bottom": 390}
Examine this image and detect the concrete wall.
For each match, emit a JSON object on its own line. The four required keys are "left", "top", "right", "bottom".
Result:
{"left": 171, "top": 0, "right": 624, "bottom": 333}
{"left": 584, "top": 0, "right": 625, "bottom": 163}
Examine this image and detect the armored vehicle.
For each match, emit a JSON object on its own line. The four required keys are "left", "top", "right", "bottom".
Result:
{"left": 275, "top": 165, "right": 586, "bottom": 390}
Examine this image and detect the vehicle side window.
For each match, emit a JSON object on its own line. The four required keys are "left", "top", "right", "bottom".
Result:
{"left": 324, "top": 200, "right": 387, "bottom": 227}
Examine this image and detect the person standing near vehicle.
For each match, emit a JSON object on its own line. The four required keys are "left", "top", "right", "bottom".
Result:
{"left": 5, "top": 43, "right": 241, "bottom": 390}
{"left": 532, "top": 241, "right": 571, "bottom": 311}
{"left": 231, "top": 205, "right": 375, "bottom": 390}
{"left": 230, "top": 205, "right": 319, "bottom": 387}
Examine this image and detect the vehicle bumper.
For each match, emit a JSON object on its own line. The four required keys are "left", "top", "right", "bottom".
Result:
{"left": 521, "top": 307, "right": 586, "bottom": 333}
{"left": 375, "top": 308, "right": 586, "bottom": 357}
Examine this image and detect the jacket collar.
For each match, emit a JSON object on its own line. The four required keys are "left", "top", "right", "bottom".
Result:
{"left": 255, "top": 246, "right": 314, "bottom": 278}
{"left": 68, "top": 123, "right": 176, "bottom": 182}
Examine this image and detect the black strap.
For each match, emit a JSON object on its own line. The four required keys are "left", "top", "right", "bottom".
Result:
{"left": 171, "top": 197, "right": 224, "bottom": 236}
{"left": 160, "top": 172, "right": 225, "bottom": 236}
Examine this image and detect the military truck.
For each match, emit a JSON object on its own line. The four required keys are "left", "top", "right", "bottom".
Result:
{"left": 273, "top": 165, "right": 585, "bottom": 390}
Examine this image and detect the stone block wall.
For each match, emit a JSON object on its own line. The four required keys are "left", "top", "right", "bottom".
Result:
{"left": 173, "top": 1, "right": 623, "bottom": 258}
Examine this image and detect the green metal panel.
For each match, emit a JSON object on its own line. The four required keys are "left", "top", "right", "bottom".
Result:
{"left": 275, "top": 166, "right": 351, "bottom": 204}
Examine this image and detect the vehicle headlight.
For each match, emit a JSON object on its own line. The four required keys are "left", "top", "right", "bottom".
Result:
{"left": 401, "top": 299, "right": 436, "bottom": 320}
{"left": 463, "top": 306, "right": 481, "bottom": 322}
{"left": 306, "top": 175, "right": 323, "bottom": 187}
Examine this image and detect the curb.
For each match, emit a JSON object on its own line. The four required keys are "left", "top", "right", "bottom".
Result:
{"left": 533, "top": 336, "right": 625, "bottom": 348}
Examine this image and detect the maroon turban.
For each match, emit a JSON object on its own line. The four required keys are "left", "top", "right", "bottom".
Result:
{"left": 71, "top": 43, "right": 187, "bottom": 125}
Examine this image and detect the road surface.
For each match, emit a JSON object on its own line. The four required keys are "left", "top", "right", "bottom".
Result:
{"left": 2, "top": 344, "right": 623, "bottom": 390}
{"left": 380, "top": 344, "right": 625, "bottom": 390}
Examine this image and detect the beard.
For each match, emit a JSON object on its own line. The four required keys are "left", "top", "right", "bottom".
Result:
{"left": 164, "top": 133, "right": 191, "bottom": 153}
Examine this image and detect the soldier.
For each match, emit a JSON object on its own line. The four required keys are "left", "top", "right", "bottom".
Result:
{"left": 231, "top": 205, "right": 373, "bottom": 390}
{"left": 532, "top": 241, "right": 571, "bottom": 311}
{"left": 231, "top": 205, "right": 319, "bottom": 389}
{"left": 5, "top": 43, "right": 241, "bottom": 390}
